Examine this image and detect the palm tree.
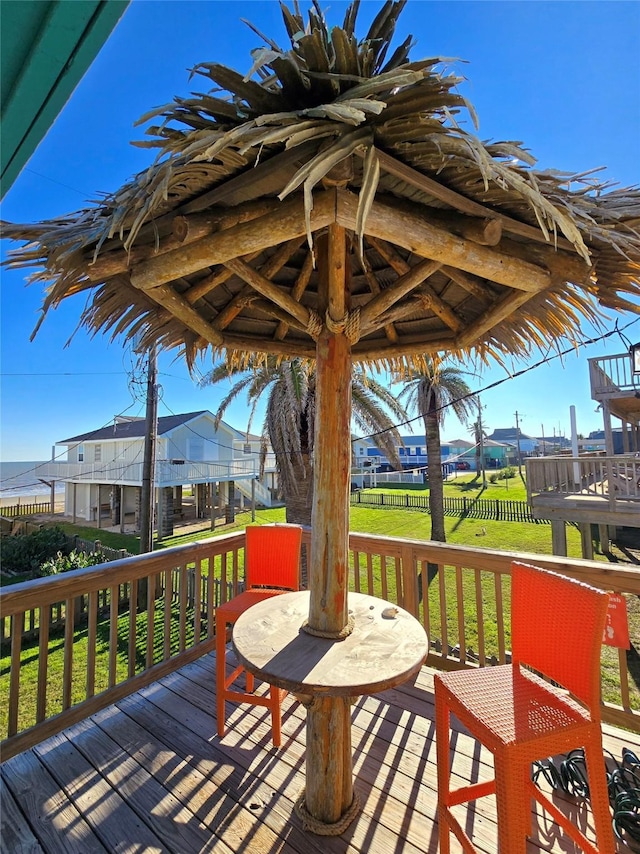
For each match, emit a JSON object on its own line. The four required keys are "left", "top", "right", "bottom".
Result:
{"left": 469, "top": 403, "right": 487, "bottom": 487}
{"left": 397, "top": 360, "right": 477, "bottom": 542}
{"left": 200, "top": 357, "right": 408, "bottom": 527}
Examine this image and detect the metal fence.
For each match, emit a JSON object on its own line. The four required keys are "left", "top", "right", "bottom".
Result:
{"left": 351, "top": 490, "right": 547, "bottom": 523}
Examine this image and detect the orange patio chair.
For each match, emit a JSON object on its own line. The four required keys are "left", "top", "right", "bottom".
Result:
{"left": 434, "top": 560, "right": 614, "bottom": 854}
{"left": 216, "top": 523, "right": 302, "bottom": 746}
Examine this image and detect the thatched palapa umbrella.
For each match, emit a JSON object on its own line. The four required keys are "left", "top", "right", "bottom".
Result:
{"left": 3, "top": 0, "right": 640, "bottom": 832}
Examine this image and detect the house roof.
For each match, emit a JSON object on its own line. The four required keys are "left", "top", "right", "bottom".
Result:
{"left": 488, "top": 428, "right": 537, "bottom": 442}
{"left": 446, "top": 438, "right": 474, "bottom": 449}
{"left": 3, "top": 2, "right": 638, "bottom": 371}
{"left": 60, "top": 410, "right": 212, "bottom": 443}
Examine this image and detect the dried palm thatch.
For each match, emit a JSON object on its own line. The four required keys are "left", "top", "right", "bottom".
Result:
{"left": 2, "top": 0, "right": 639, "bottom": 373}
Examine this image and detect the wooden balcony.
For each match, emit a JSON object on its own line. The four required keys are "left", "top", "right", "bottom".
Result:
{"left": 526, "top": 455, "right": 640, "bottom": 529}
{"left": 4, "top": 652, "right": 640, "bottom": 853}
{"left": 588, "top": 352, "right": 640, "bottom": 428}
{"left": 2, "top": 531, "right": 639, "bottom": 851}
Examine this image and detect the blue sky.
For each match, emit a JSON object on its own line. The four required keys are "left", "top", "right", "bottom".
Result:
{"left": 1, "top": 0, "right": 639, "bottom": 460}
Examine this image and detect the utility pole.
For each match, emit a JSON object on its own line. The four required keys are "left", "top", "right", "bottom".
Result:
{"left": 478, "top": 401, "right": 487, "bottom": 488}
{"left": 541, "top": 423, "right": 546, "bottom": 456}
{"left": 514, "top": 410, "right": 523, "bottom": 476}
{"left": 139, "top": 344, "right": 158, "bottom": 554}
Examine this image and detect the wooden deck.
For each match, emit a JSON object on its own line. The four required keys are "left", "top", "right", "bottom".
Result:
{"left": 2, "top": 651, "right": 639, "bottom": 854}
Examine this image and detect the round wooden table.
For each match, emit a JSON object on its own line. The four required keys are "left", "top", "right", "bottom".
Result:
{"left": 232, "top": 590, "right": 429, "bottom": 834}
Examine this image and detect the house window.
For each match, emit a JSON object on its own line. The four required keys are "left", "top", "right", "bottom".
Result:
{"left": 94, "top": 444, "right": 102, "bottom": 462}
{"left": 78, "top": 445, "right": 84, "bottom": 462}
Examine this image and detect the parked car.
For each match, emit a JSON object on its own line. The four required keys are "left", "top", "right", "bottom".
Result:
{"left": 454, "top": 461, "right": 471, "bottom": 470}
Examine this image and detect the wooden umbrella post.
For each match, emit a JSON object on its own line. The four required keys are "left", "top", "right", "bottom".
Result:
{"left": 304, "top": 222, "right": 357, "bottom": 828}
{"left": 308, "top": 223, "right": 352, "bottom": 636}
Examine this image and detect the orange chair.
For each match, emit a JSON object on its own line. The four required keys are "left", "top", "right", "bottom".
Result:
{"left": 216, "top": 523, "right": 302, "bottom": 746}
{"left": 435, "top": 560, "right": 614, "bottom": 854}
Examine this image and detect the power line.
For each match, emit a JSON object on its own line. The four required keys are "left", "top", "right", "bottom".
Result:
{"left": 355, "top": 318, "right": 640, "bottom": 443}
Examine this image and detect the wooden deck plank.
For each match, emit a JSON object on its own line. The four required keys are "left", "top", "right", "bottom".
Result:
{"left": 33, "top": 731, "right": 167, "bottom": 853}
{"left": 0, "top": 773, "right": 45, "bottom": 854}
{"left": 62, "top": 716, "right": 222, "bottom": 854}
{"left": 1, "top": 749, "right": 107, "bottom": 854}
{"left": 1, "top": 654, "right": 638, "bottom": 854}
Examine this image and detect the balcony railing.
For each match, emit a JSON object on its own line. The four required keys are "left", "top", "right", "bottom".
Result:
{"left": 1, "top": 531, "right": 638, "bottom": 761}
{"left": 527, "top": 455, "right": 640, "bottom": 507}
{"left": 31, "top": 458, "right": 260, "bottom": 487}
{"left": 589, "top": 352, "right": 640, "bottom": 398}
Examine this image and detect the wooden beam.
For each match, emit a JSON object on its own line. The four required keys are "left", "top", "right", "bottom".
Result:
{"left": 275, "top": 251, "right": 314, "bottom": 340}
{"left": 130, "top": 281, "right": 224, "bottom": 346}
{"left": 221, "top": 333, "right": 315, "bottom": 357}
{"left": 419, "top": 208, "right": 502, "bottom": 246}
{"left": 456, "top": 290, "right": 537, "bottom": 348}
{"left": 93, "top": 141, "right": 320, "bottom": 257}
{"left": 336, "top": 189, "right": 551, "bottom": 293}
{"left": 84, "top": 200, "right": 279, "bottom": 282}
{"left": 498, "top": 235, "right": 592, "bottom": 284}
{"left": 179, "top": 139, "right": 319, "bottom": 213}
{"left": 369, "top": 148, "right": 576, "bottom": 251}
{"left": 130, "top": 191, "right": 335, "bottom": 292}
{"left": 213, "top": 238, "right": 306, "bottom": 332}
{"left": 442, "top": 266, "right": 494, "bottom": 304}
{"left": 184, "top": 251, "right": 261, "bottom": 305}
{"left": 251, "top": 299, "right": 308, "bottom": 333}
{"left": 224, "top": 257, "right": 311, "bottom": 330}
{"left": 357, "top": 241, "right": 397, "bottom": 342}
{"left": 353, "top": 333, "right": 457, "bottom": 361}
{"left": 414, "top": 286, "right": 464, "bottom": 333}
{"left": 359, "top": 259, "right": 441, "bottom": 331}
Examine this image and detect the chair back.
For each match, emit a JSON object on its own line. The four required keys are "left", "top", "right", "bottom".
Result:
{"left": 511, "top": 561, "right": 609, "bottom": 713}
{"left": 245, "top": 524, "right": 302, "bottom": 592}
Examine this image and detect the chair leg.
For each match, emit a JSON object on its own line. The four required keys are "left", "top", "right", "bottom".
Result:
{"left": 216, "top": 613, "right": 228, "bottom": 738}
{"left": 494, "top": 751, "right": 529, "bottom": 854}
{"left": 270, "top": 687, "right": 282, "bottom": 748}
{"left": 434, "top": 684, "right": 452, "bottom": 854}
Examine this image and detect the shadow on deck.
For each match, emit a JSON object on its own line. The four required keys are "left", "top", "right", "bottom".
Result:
{"left": 2, "top": 653, "right": 639, "bottom": 853}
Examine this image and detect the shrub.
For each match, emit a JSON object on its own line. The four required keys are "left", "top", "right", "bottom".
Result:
{"left": 501, "top": 466, "right": 517, "bottom": 480}
{"left": 489, "top": 472, "right": 499, "bottom": 484}
{"left": 1, "top": 527, "right": 70, "bottom": 575}
{"left": 40, "top": 549, "right": 109, "bottom": 576}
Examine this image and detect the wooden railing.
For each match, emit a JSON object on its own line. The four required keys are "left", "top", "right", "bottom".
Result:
{"left": 1, "top": 530, "right": 638, "bottom": 760}
{"left": 589, "top": 352, "right": 640, "bottom": 398}
{"left": 526, "top": 455, "right": 640, "bottom": 506}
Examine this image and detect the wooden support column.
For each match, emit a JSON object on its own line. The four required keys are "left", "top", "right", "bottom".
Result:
{"left": 306, "top": 696, "right": 353, "bottom": 824}
{"left": 308, "top": 224, "right": 352, "bottom": 636}
{"left": 305, "top": 223, "right": 355, "bottom": 828}
{"left": 580, "top": 523, "right": 594, "bottom": 561}
{"left": 551, "top": 520, "right": 567, "bottom": 556}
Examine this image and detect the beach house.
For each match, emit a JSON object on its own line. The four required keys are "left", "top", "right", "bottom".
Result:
{"left": 38, "top": 411, "right": 277, "bottom": 535}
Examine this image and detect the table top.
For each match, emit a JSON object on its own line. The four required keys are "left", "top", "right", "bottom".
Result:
{"left": 232, "top": 590, "right": 429, "bottom": 697}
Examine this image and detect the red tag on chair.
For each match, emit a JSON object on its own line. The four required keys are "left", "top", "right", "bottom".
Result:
{"left": 603, "top": 593, "right": 630, "bottom": 649}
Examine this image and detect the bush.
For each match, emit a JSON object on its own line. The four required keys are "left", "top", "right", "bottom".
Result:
{"left": 499, "top": 466, "right": 517, "bottom": 480}
{"left": 1, "top": 527, "right": 70, "bottom": 575}
{"left": 489, "top": 472, "right": 499, "bottom": 484}
{"left": 40, "top": 549, "right": 109, "bottom": 576}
